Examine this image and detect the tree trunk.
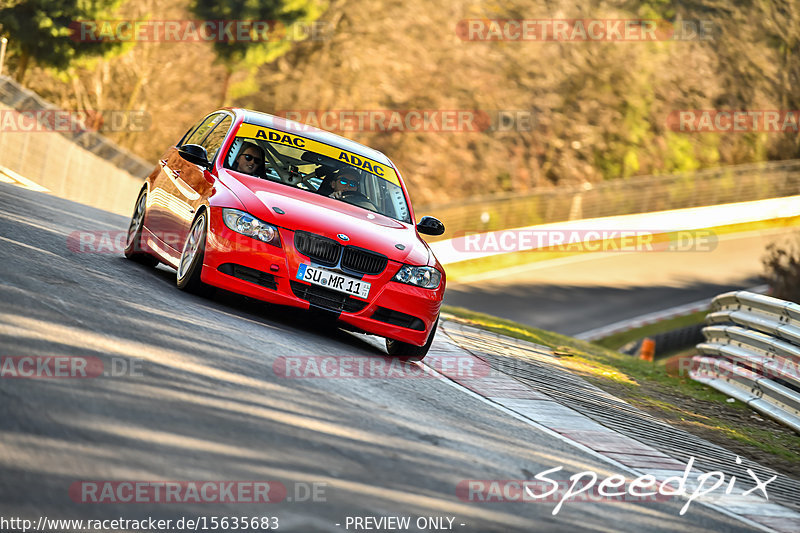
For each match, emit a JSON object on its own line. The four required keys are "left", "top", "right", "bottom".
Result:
{"left": 14, "top": 49, "right": 29, "bottom": 84}
{"left": 117, "top": 72, "right": 148, "bottom": 146}
{"left": 219, "top": 68, "right": 233, "bottom": 107}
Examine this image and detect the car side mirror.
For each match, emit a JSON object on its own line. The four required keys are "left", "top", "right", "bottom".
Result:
{"left": 417, "top": 216, "right": 445, "bottom": 236}
{"left": 178, "top": 144, "right": 211, "bottom": 169}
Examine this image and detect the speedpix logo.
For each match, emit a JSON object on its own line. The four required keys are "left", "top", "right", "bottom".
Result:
{"left": 458, "top": 456, "right": 776, "bottom": 516}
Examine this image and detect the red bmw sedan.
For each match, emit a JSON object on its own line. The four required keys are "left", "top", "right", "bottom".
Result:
{"left": 124, "top": 109, "right": 446, "bottom": 360}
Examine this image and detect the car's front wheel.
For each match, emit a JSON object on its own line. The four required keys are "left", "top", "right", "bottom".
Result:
{"left": 177, "top": 211, "right": 212, "bottom": 295}
{"left": 386, "top": 318, "right": 438, "bottom": 362}
{"left": 123, "top": 189, "right": 158, "bottom": 267}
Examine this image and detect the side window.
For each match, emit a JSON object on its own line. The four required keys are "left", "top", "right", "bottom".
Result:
{"left": 200, "top": 116, "right": 233, "bottom": 162}
{"left": 182, "top": 113, "right": 224, "bottom": 147}
{"left": 177, "top": 114, "right": 213, "bottom": 146}
{"left": 177, "top": 124, "right": 198, "bottom": 146}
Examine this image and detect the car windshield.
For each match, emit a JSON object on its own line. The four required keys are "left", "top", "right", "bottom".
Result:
{"left": 224, "top": 125, "right": 411, "bottom": 223}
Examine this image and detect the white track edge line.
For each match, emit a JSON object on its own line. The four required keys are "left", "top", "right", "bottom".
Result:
{"left": 421, "top": 352, "right": 779, "bottom": 533}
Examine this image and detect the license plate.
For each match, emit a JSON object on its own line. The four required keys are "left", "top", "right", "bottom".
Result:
{"left": 296, "top": 264, "right": 370, "bottom": 299}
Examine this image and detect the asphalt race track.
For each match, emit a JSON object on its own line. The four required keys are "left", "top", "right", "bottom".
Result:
{"left": 0, "top": 182, "right": 766, "bottom": 532}
{"left": 444, "top": 230, "right": 791, "bottom": 337}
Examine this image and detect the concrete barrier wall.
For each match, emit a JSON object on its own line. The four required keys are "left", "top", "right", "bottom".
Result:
{"left": 431, "top": 195, "right": 800, "bottom": 265}
{"left": 0, "top": 75, "right": 155, "bottom": 217}
{"left": 0, "top": 102, "right": 151, "bottom": 216}
{"left": 419, "top": 159, "right": 800, "bottom": 241}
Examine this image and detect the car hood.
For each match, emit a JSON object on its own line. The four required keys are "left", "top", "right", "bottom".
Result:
{"left": 217, "top": 172, "right": 432, "bottom": 265}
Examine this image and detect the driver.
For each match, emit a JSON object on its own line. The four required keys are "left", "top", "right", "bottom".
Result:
{"left": 330, "top": 168, "right": 361, "bottom": 199}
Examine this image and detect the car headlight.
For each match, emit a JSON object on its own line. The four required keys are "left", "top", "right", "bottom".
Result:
{"left": 393, "top": 265, "right": 441, "bottom": 289}
{"left": 222, "top": 208, "right": 281, "bottom": 247}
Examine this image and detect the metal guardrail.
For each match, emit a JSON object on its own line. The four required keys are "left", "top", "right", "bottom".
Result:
{"left": 692, "top": 291, "right": 800, "bottom": 433}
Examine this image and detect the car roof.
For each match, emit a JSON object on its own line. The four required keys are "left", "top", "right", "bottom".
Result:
{"left": 231, "top": 108, "right": 394, "bottom": 167}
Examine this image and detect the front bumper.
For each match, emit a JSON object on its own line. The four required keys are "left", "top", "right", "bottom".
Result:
{"left": 200, "top": 207, "right": 443, "bottom": 346}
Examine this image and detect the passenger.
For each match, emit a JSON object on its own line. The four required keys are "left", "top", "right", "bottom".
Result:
{"left": 233, "top": 142, "right": 265, "bottom": 176}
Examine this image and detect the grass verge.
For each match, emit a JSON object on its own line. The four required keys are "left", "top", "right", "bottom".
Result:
{"left": 593, "top": 309, "right": 709, "bottom": 351}
{"left": 442, "top": 305, "right": 800, "bottom": 473}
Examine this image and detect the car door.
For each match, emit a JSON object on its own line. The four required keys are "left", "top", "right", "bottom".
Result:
{"left": 154, "top": 113, "right": 227, "bottom": 258}
{"left": 178, "top": 113, "right": 233, "bottom": 218}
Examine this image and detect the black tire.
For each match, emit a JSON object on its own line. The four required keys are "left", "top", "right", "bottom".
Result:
{"left": 176, "top": 211, "right": 212, "bottom": 295}
{"left": 386, "top": 318, "right": 438, "bottom": 362}
{"left": 123, "top": 189, "right": 159, "bottom": 268}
